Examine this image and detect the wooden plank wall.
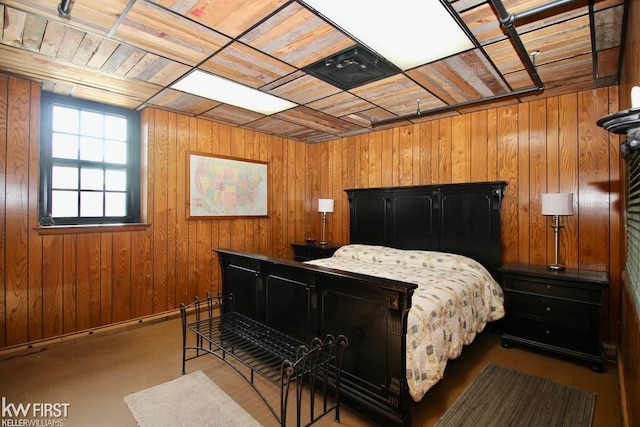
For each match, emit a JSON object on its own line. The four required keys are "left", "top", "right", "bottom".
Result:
{"left": 621, "top": 280, "right": 639, "bottom": 427}
{"left": 0, "top": 79, "right": 310, "bottom": 349}
{"left": 0, "top": 76, "right": 40, "bottom": 348}
{"left": 618, "top": 0, "right": 640, "bottom": 424}
{"left": 0, "top": 74, "right": 621, "bottom": 352}
{"left": 308, "top": 88, "right": 621, "bottom": 345}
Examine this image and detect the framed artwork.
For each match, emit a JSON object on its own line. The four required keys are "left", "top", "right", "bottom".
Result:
{"left": 187, "top": 152, "right": 268, "bottom": 218}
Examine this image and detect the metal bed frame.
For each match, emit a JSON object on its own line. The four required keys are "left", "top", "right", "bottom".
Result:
{"left": 180, "top": 293, "right": 349, "bottom": 427}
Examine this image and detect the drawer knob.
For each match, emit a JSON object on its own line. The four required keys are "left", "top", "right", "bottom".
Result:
{"left": 546, "top": 306, "right": 551, "bottom": 312}
{"left": 545, "top": 330, "right": 551, "bottom": 335}
{"left": 547, "top": 285, "right": 551, "bottom": 290}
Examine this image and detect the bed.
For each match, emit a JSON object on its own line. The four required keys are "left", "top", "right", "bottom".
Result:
{"left": 305, "top": 244, "right": 504, "bottom": 401}
{"left": 214, "top": 181, "right": 507, "bottom": 426}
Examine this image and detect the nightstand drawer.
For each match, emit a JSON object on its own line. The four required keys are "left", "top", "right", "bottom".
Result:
{"left": 291, "top": 243, "right": 340, "bottom": 262}
{"left": 296, "top": 246, "right": 323, "bottom": 258}
{"left": 505, "top": 291, "right": 597, "bottom": 326}
{"left": 508, "top": 277, "right": 600, "bottom": 303}
{"left": 505, "top": 316, "right": 599, "bottom": 355}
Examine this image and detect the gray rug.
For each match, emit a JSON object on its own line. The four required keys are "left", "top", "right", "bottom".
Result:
{"left": 435, "top": 364, "right": 596, "bottom": 427}
{"left": 124, "top": 370, "right": 262, "bottom": 426}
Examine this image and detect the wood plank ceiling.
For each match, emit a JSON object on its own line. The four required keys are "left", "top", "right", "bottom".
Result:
{"left": 0, "top": 0, "right": 627, "bottom": 143}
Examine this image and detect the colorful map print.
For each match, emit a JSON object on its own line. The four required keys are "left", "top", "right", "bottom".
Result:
{"left": 190, "top": 155, "right": 267, "bottom": 216}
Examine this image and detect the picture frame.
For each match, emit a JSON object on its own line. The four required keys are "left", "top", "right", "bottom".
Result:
{"left": 187, "top": 152, "right": 268, "bottom": 218}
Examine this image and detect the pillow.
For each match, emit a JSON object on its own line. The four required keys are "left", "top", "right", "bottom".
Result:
{"left": 334, "top": 244, "right": 421, "bottom": 265}
{"left": 333, "top": 245, "right": 493, "bottom": 280}
{"left": 332, "top": 244, "right": 390, "bottom": 263}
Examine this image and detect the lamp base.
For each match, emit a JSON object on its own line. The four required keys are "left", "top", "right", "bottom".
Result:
{"left": 547, "top": 263, "right": 565, "bottom": 271}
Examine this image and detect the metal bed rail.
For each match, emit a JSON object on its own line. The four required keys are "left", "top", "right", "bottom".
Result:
{"left": 180, "top": 293, "right": 348, "bottom": 427}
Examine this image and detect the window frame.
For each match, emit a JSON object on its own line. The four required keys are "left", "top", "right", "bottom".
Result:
{"left": 39, "top": 92, "right": 141, "bottom": 225}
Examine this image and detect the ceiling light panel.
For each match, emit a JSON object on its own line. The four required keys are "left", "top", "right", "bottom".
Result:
{"left": 302, "top": 0, "right": 474, "bottom": 70}
{"left": 171, "top": 70, "right": 297, "bottom": 115}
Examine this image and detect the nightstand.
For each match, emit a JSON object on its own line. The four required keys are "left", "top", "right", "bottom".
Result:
{"left": 290, "top": 242, "right": 340, "bottom": 262}
{"left": 498, "top": 264, "right": 609, "bottom": 372}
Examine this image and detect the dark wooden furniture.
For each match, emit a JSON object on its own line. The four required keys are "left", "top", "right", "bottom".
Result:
{"left": 180, "top": 294, "right": 349, "bottom": 426}
{"left": 346, "top": 181, "right": 506, "bottom": 278}
{"left": 291, "top": 242, "right": 340, "bottom": 261}
{"left": 215, "top": 181, "right": 507, "bottom": 427}
{"left": 498, "top": 264, "right": 609, "bottom": 372}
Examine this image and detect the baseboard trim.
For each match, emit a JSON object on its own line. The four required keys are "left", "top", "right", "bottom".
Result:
{"left": 0, "top": 309, "right": 181, "bottom": 361}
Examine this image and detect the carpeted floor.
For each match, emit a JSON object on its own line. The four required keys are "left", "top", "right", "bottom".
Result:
{"left": 124, "top": 370, "right": 262, "bottom": 427}
{"left": 435, "top": 364, "right": 596, "bottom": 427}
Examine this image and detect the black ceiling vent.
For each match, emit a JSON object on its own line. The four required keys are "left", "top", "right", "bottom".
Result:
{"left": 303, "top": 44, "right": 401, "bottom": 91}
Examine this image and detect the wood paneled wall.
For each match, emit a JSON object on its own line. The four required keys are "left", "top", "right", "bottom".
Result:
{"left": 0, "top": 80, "right": 312, "bottom": 349}
{"left": 0, "top": 73, "right": 622, "bottom": 352}
{"left": 618, "top": 0, "right": 640, "bottom": 424}
{"left": 309, "top": 88, "right": 621, "bottom": 344}
{"left": 621, "top": 277, "right": 639, "bottom": 427}
{"left": 1, "top": 76, "right": 40, "bottom": 348}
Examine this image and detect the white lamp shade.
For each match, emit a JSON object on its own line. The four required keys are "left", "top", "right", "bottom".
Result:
{"left": 318, "top": 199, "right": 334, "bottom": 213}
{"left": 541, "top": 193, "right": 574, "bottom": 216}
{"left": 632, "top": 86, "right": 640, "bottom": 108}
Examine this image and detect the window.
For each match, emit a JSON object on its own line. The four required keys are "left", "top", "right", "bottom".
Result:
{"left": 626, "top": 150, "right": 640, "bottom": 309}
{"left": 40, "top": 93, "right": 141, "bottom": 225}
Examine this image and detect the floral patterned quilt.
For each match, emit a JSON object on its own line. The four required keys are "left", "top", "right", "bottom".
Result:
{"left": 305, "top": 244, "right": 504, "bottom": 401}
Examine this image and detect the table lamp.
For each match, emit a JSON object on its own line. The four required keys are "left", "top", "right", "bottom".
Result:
{"left": 318, "top": 199, "right": 334, "bottom": 245}
{"left": 541, "top": 193, "right": 574, "bottom": 270}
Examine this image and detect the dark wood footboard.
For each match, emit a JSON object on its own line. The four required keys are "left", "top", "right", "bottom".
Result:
{"left": 215, "top": 249, "right": 418, "bottom": 426}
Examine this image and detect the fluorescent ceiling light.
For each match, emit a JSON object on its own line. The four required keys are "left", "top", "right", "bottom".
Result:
{"left": 302, "top": 0, "right": 473, "bottom": 70}
{"left": 171, "top": 70, "right": 297, "bottom": 115}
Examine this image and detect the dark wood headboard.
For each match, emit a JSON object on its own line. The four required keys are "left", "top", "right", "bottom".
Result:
{"left": 345, "top": 181, "right": 507, "bottom": 279}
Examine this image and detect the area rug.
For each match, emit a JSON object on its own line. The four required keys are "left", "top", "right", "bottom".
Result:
{"left": 435, "top": 364, "right": 596, "bottom": 427}
{"left": 124, "top": 370, "right": 262, "bottom": 427}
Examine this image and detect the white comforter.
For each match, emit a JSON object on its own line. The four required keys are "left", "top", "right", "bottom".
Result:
{"left": 306, "top": 244, "right": 504, "bottom": 401}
